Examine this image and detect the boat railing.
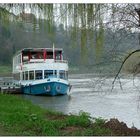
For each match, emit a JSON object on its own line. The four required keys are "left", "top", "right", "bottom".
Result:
{"left": 0, "top": 77, "right": 14, "bottom": 87}
{"left": 54, "top": 60, "right": 68, "bottom": 63}
{"left": 23, "top": 61, "right": 45, "bottom": 64}
{"left": 23, "top": 59, "right": 68, "bottom": 64}
{"left": 23, "top": 59, "right": 45, "bottom": 64}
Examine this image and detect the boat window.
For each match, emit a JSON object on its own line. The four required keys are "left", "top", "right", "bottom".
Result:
{"left": 38, "top": 52, "right": 43, "bottom": 59}
{"left": 31, "top": 52, "right": 43, "bottom": 59}
{"left": 44, "top": 70, "right": 53, "bottom": 78}
{"left": 35, "top": 70, "right": 42, "bottom": 80}
{"left": 55, "top": 70, "right": 57, "bottom": 76}
{"left": 65, "top": 71, "right": 68, "bottom": 80}
{"left": 47, "top": 52, "right": 53, "bottom": 59}
{"left": 55, "top": 51, "right": 62, "bottom": 60}
{"left": 22, "top": 72, "right": 25, "bottom": 80}
{"left": 59, "top": 70, "right": 65, "bottom": 79}
{"left": 25, "top": 71, "right": 28, "bottom": 80}
{"left": 23, "top": 55, "right": 29, "bottom": 63}
{"left": 29, "top": 71, "right": 34, "bottom": 80}
{"left": 13, "top": 73, "right": 20, "bottom": 80}
{"left": 31, "top": 52, "right": 38, "bottom": 59}
{"left": 18, "top": 55, "right": 21, "bottom": 63}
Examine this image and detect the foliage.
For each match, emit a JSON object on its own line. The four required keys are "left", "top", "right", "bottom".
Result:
{"left": 0, "top": 65, "right": 11, "bottom": 75}
{"left": 94, "top": 117, "right": 107, "bottom": 127}
{"left": 0, "top": 94, "right": 113, "bottom": 136}
{"left": 66, "top": 111, "right": 91, "bottom": 127}
{"left": 0, "top": 4, "right": 140, "bottom": 74}
{"left": 0, "top": 4, "right": 106, "bottom": 64}
{"left": 0, "top": 18, "right": 139, "bottom": 75}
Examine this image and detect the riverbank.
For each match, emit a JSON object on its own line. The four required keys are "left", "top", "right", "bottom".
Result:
{"left": 0, "top": 65, "right": 12, "bottom": 77}
{"left": 0, "top": 94, "right": 140, "bottom": 136}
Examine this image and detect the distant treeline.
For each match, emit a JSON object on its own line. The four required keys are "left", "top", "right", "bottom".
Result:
{"left": 0, "top": 17, "right": 139, "bottom": 73}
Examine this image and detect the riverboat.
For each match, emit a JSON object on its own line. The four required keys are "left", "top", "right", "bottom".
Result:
{"left": 12, "top": 46, "right": 70, "bottom": 96}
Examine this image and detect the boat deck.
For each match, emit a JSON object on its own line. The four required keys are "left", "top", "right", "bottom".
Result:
{"left": 0, "top": 77, "right": 22, "bottom": 94}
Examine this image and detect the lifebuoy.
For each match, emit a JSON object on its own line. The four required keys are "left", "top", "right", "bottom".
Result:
{"left": 44, "top": 85, "right": 51, "bottom": 92}
{"left": 56, "top": 86, "right": 61, "bottom": 92}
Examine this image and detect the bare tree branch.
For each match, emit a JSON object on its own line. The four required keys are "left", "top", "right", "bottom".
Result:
{"left": 112, "top": 49, "right": 140, "bottom": 91}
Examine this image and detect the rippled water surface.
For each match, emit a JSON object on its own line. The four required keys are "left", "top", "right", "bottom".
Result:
{"left": 23, "top": 74, "right": 140, "bottom": 128}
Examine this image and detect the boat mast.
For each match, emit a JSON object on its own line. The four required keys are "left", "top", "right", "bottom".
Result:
{"left": 53, "top": 43, "right": 55, "bottom": 76}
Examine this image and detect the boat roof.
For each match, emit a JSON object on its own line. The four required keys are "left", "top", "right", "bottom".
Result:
{"left": 22, "top": 48, "right": 63, "bottom": 52}
{"left": 15, "top": 48, "right": 63, "bottom": 55}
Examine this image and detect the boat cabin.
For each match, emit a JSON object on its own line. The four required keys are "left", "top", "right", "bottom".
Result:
{"left": 13, "top": 48, "right": 68, "bottom": 82}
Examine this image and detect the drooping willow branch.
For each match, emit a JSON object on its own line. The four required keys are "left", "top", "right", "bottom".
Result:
{"left": 111, "top": 49, "right": 140, "bottom": 91}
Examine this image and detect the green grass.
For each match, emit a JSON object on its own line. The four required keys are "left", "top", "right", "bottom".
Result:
{"left": 0, "top": 94, "right": 111, "bottom": 136}
{"left": 0, "top": 65, "right": 12, "bottom": 76}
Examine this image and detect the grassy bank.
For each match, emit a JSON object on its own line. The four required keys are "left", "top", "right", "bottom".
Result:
{"left": 0, "top": 94, "right": 140, "bottom": 136}
{"left": 0, "top": 94, "right": 111, "bottom": 136}
{"left": 0, "top": 65, "right": 12, "bottom": 76}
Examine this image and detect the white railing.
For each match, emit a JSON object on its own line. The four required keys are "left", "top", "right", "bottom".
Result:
{"left": 23, "top": 59, "right": 45, "bottom": 64}
{"left": 22, "top": 59, "right": 68, "bottom": 64}
{"left": 54, "top": 60, "right": 68, "bottom": 63}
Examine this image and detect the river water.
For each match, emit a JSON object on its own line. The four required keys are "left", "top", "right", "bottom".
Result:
{"left": 23, "top": 74, "right": 140, "bottom": 129}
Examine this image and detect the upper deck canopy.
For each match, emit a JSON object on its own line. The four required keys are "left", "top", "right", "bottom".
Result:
{"left": 16, "top": 48, "right": 63, "bottom": 54}
{"left": 23, "top": 48, "right": 63, "bottom": 52}
{"left": 14, "top": 48, "right": 64, "bottom": 63}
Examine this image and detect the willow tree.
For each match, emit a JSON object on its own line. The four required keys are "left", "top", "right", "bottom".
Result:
{"left": 0, "top": 3, "right": 105, "bottom": 65}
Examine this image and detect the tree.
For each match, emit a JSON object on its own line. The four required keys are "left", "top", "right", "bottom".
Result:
{"left": 1, "top": 3, "right": 140, "bottom": 76}
{"left": 0, "top": 3, "right": 106, "bottom": 65}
